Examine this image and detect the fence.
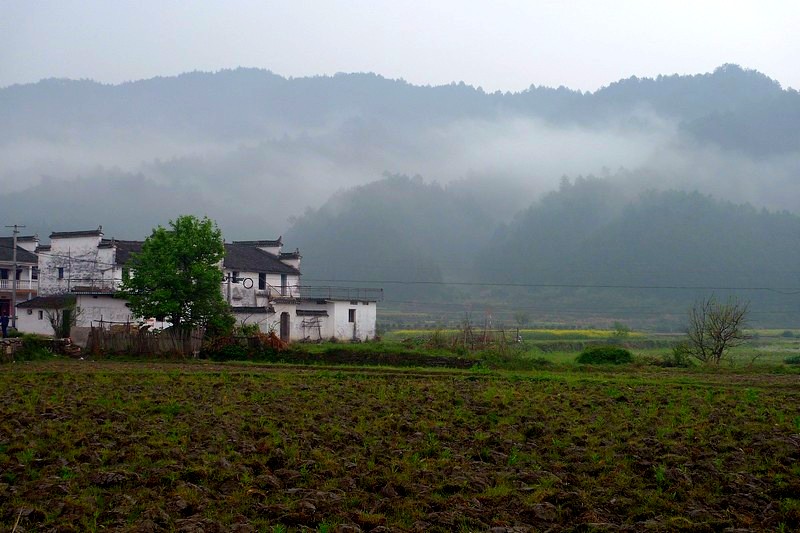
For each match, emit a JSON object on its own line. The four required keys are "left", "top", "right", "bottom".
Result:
{"left": 86, "top": 326, "right": 204, "bottom": 357}
{"left": 286, "top": 285, "right": 384, "bottom": 301}
{"left": 420, "top": 327, "right": 521, "bottom": 352}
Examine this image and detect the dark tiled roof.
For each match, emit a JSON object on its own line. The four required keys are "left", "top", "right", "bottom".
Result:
{"left": 232, "top": 306, "right": 275, "bottom": 314}
{"left": 113, "top": 240, "right": 143, "bottom": 265}
{"left": 36, "top": 245, "right": 51, "bottom": 252}
{"left": 50, "top": 227, "right": 103, "bottom": 239}
{"left": 296, "top": 309, "right": 328, "bottom": 317}
{"left": 0, "top": 237, "right": 39, "bottom": 263}
{"left": 18, "top": 295, "right": 76, "bottom": 309}
{"left": 231, "top": 237, "right": 282, "bottom": 247}
{"left": 17, "top": 235, "right": 38, "bottom": 242}
{"left": 97, "top": 239, "right": 143, "bottom": 264}
{"left": 224, "top": 244, "right": 300, "bottom": 275}
{"left": 71, "top": 286, "right": 116, "bottom": 294}
{"left": 280, "top": 250, "right": 301, "bottom": 260}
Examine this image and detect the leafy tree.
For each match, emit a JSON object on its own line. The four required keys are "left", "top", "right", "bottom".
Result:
{"left": 612, "top": 321, "right": 631, "bottom": 338}
{"left": 675, "top": 295, "right": 749, "bottom": 365}
{"left": 121, "top": 215, "right": 233, "bottom": 332}
{"left": 513, "top": 311, "right": 531, "bottom": 328}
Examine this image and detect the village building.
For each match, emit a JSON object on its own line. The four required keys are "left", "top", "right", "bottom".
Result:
{"left": 15, "top": 227, "right": 380, "bottom": 343}
{"left": 0, "top": 235, "right": 40, "bottom": 318}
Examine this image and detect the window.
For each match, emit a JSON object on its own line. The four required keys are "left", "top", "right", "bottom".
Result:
{"left": 258, "top": 272, "right": 266, "bottom": 290}
{"left": 58, "top": 267, "right": 64, "bottom": 279}
{"left": 15, "top": 269, "right": 21, "bottom": 281}
{"left": 232, "top": 271, "right": 240, "bottom": 283}
{"left": 26, "top": 309, "right": 32, "bottom": 315}
{"left": 348, "top": 309, "right": 356, "bottom": 323}
{"left": 0, "top": 269, "right": 7, "bottom": 280}
{"left": 31, "top": 267, "right": 38, "bottom": 280}
{"left": 280, "top": 274, "right": 288, "bottom": 295}
{"left": 38, "top": 310, "right": 43, "bottom": 320}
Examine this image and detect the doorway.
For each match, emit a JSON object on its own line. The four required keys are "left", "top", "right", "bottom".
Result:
{"left": 279, "top": 312, "right": 290, "bottom": 342}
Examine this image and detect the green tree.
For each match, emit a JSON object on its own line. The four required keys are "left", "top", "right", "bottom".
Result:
{"left": 121, "top": 215, "right": 233, "bottom": 332}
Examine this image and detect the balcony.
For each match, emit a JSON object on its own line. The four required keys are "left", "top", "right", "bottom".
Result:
{"left": 0, "top": 279, "right": 36, "bottom": 291}
{"left": 276, "top": 285, "right": 383, "bottom": 302}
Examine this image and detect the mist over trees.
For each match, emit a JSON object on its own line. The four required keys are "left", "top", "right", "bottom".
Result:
{"left": 1, "top": 64, "right": 799, "bottom": 325}
{"left": 286, "top": 173, "right": 800, "bottom": 326}
{"left": 2, "top": 63, "right": 799, "bottom": 239}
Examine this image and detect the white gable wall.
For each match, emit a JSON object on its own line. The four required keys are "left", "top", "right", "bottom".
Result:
{"left": 16, "top": 307, "right": 55, "bottom": 335}
{"left": 40, "top": 234, "right": 106, "bottom": 294}
{"left": 331, "top": 300, "right": 376, "bottom": 341}
{"left": 221, "top": 268, "right": 301, "bottom": 307}
{"left": 76, "top": 294, "right": 135, "bottom": 327}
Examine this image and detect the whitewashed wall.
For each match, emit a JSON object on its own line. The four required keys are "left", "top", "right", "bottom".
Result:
{"left": 221, "top": 268, "right": 301, "bottom": 307}
{"left": 233, "top": 309, "right": 277, "bottom": 333}
{"left": 331, "top": 300, "right": 377, "bottom": 341}
{"left": 75, "top": 295, "right": 135, "bottom": 327}
{"left": 39, "top": 235, "right": 106, "bottom": 294}
{"left": 16, "top": 308, "right": 55, "bottom": 335}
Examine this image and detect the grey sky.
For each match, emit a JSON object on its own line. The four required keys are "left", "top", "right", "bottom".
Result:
{"left": 1, "top": 0, "right": 798, "bottom": 91}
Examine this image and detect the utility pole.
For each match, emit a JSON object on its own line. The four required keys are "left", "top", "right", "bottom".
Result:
{"left": 5, "top": 224, "right": 25, "bottom": 329}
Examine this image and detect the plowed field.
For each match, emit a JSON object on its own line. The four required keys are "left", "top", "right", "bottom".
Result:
{"left": 1, "top": 361, "right": 799, "bottom": 531}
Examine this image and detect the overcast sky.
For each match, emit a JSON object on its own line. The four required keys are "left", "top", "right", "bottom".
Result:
{"left": 1, "top": 0, "right": 798, "bottom": 92}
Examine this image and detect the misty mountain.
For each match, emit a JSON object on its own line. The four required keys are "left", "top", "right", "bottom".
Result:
{"left": 1, "top": 64, "right": 800, "bottom": 242}
{"left": 2, "top": 63, "right": 799, "bottom": 325}
{"left": 479, "top": 177, "right": 800, "bottom": 288}
{"left": 1, "top": 64, "right": 791, "bottom": 143}
{"left": 285, "top": 174, "right": 497, "bottom": 298}
{"left": 475, "top": 177, "right": 800, "bottom": 325}
{"left": 285, "top": 172, "right": 800, "bottom": 325}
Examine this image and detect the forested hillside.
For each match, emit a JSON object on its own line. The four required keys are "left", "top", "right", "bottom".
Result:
{"left": 1, "top": 64, "right": 799, "bottom": 239}
{"left": 2, "top": 64, "right": 799, "bottom": 325}
{"left": 288, "top": 174, "right": 800, "bottom": 326}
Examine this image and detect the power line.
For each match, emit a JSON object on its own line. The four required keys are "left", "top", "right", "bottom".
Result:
{"left": 304, "top": 278, "right": 800, "bottom": 295}
{"left": 381, "top": 298, "right": 798, "bottom": 315}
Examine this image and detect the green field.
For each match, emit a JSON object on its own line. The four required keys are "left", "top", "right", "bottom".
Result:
{"left": 2, "top": 355, "right": 800, "bottom": 531}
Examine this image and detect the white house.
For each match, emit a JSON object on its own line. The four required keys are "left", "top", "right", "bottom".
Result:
{"left": 16, "top": 228, "right": 381, "bottom": 343}
{"left": 0, "top": 235, "right": 40, "bottom": 319}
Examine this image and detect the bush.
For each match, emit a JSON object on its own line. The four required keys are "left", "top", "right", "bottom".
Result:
{"left": 780, "top": 330, "right": 796, "bottom": 338}
{"left": 16, "top": 334, "right": 55, "bottom": 361}
{"left": 207, "top": 343, "right": 249, "bottom": 361}
{"left": 576, "top": 345, "right": 633, "bottom": 365}
{"left": 235, "top": 323, "right": 261, "bottom": 336}
{"left": 784, "top": 355, "right": 800, "bottom": 365}
{"left": 661, "top": 344, "right": 694, "bottom": 367}
{"left": 201, "top": 333, "right": 286, "bottom": 362}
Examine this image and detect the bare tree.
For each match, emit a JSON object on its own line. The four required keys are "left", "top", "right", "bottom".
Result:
{"left": 676, "top": 295, "right": 749, "bottom": 365}
{"left": 45, "top": 304, "right": 82, "bottom": 339}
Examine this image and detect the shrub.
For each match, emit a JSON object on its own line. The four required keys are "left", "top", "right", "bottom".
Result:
{"left": 576, "top": 345, "right": 633, "bottom": 365}
{"left": 235, "top": 323, "right": 261, "bottom": 336}
{"left": 207, "top": 343, "right": 249, "bottom": 361}
{"left": 15, "top": 334, "right": 55, "bottom": 361}
{"left": 780, "top": 330, "right": 796, "bottom": 338}
{"left": 661, "top": 344, "right": 694, "bottom": 368}
{"left": 784, "top": 355, "right": 800, "bottom": 365}
{"left": 201, "top": 333, "right": 287, "bottom": 361}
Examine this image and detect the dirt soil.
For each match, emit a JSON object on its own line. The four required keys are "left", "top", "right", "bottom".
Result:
{"left": 1, "top": 361, "right": 799, "bottom": 532}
